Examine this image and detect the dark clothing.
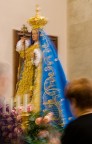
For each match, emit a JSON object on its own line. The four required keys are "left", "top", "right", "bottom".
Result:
{"left": 61, "top": 113, "right": 92, "bottom": 144}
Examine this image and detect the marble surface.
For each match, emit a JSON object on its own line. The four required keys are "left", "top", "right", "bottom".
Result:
{"left": 68, "top": 0, "right": 92, "bottom": 25}
{"left": 68, "top": 0, "right": 92, "bottom": 79}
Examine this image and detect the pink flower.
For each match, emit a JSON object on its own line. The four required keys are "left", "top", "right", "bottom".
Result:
{"left": 38, "top": 130, "right": 49, "bottom": 138}
{"left": 8, "top": 133, "right": 12, "bottom": 138}
{"left": 14, "top": 127, "right": 21, "bottom": 134}
{"left": 7, "top": 117, "right": 13, "bottom": 122}
{"left": 49, "top": 138, "right": 61, "bottom": 144}
{"left": 3, "top": 113, "right": 9, "bottom": 118}
{"left": 17, "top": 115, "right": 21, "bottom": 121}
{"left": 14, "top": 127, "right": 19, "bottom": 133}
{"left": 43, "top": 112, "right": 53, "bottom": 124}
{"left": 35, "top": 117, "right": 43, "bottom": 125}
{"left": 12, "top": 109, "right": 17, "bottom": 115}
{"left": 18, "top": 106, "right": 24, "bottom": 114}
{"left": 27, "top": 104, "right": 34, "bottom": 112}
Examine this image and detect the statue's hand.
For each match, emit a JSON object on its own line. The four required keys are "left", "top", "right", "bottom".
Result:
{"left": 21, "top": 37, "right": 26, "bottom": 43}
{"left": 16, "top": 38, "right": 31, "bottom": 52}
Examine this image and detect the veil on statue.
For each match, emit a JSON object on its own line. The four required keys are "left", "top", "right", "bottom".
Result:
{"left": 28, "top": 5, "right": 73, "bottom": 128}
{"left": 39, "top": 29, "right": 73, "bottom": 127}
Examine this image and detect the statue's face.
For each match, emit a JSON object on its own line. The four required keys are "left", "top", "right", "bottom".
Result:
{"left": 32, "top": 29, "right": 39, "bottom": 42}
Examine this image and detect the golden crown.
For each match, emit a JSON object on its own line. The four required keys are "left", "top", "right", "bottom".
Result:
{"left": 28, "top": 5, "right": 48, "bottom": 29}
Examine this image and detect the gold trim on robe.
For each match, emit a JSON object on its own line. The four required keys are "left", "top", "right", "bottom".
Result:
{"left": 16, "top": 44, "right": 42, "bottom": 112}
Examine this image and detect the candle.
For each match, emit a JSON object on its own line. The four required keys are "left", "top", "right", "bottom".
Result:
{"left": 3, "top": 97, "right": 6, "bottom": 113}
{"left": 9, "top": 97, "right": 13, "bottom": 113}
{"left": 17, "top": 96, "right": 20, "bottom": 109}
{"left": 23, "top": 94, "right": 28, "bottom": 112}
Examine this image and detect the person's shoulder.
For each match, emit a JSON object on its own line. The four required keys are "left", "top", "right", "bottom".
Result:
{"left": 65, "top": 118, "right": 80, "bottom": 131}
{"left": 61, "top": 120, "right": 77, "bottom": 143}
{"left": 66, "top": 113, "right": 92, "bottom": 129}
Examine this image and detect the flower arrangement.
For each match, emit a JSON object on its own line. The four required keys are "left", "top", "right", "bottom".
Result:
{"left": 0, "top": 105, "right": 23, "bottom": 144}
{"left": 0, "top": 104, "right": 61, "bottom": 144}
{"left": 21, "top": 106, "right": 61, "bottom": 144}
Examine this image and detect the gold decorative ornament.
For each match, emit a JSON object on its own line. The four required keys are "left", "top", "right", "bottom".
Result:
{"left": 21, "top": 24, "right": 28, "bottom": 33}
{"left": 28, "top": 5, "right": 48, "bottom": 29}
{"left": 21, "top": 112, "right": 29, "bottom": 130}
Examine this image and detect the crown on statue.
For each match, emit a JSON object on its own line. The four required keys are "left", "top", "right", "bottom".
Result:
{"left": 28, "top": 5, "right": 48, "bottom": 29}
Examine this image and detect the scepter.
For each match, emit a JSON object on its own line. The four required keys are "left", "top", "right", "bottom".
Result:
{"left": 16, "top": 25, "right": 29, "bottom": 93}
{"left": 18, "top": 24, "right": 28, "bottom": 60}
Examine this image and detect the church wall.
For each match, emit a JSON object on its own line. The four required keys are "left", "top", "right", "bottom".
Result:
{"left": 0, "top": 0, "right": 67, "bottom": 96}
{"left": 68, "top": 0, "right": 92, "bottom": 79}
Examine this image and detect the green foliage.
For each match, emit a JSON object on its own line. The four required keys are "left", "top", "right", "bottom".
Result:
{"left": 23, "top": 111, "right": 61, "bottom": 144}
